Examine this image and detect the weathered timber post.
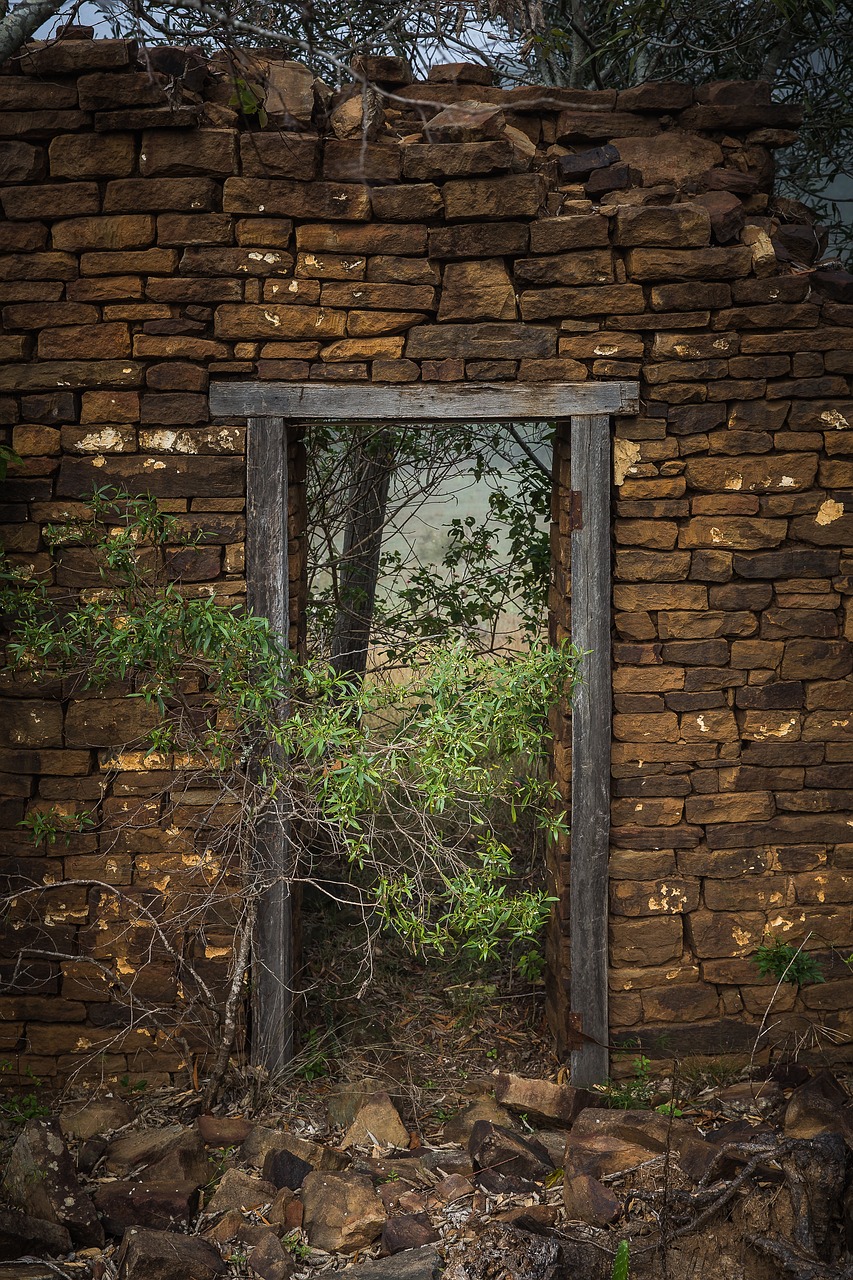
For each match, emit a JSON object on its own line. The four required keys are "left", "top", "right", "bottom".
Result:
{"left": 569, "top": 414, "right": 612, "bottom": 1087}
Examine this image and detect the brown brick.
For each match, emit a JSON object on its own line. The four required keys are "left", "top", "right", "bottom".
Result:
{"left": 146, "top": 278, "right": 241, "bottom": 303}
{"left": 610, "top": 879, "right": 700, "bottom": 917}
{"left": 650, "top": 282, "right": 730, "bottom": 311}
{"left": 615, "top": 519, "right": 677, "bottom": 550}
{"left": 20, "top": 37, "right": 133, "bottom": 76}
{"left": 402, "top": 141, "right": 514, "bottom": 181}
{"left": 729, "top": 640, "right": 782, "bottom": 670}
{"left": 0, "top": 700, "right": 63, "bottom": 749}
{"left": 320, "top": 337, "right": 404, "bottom": 361}
{"left": 781, "top": 639, "right": 852, "bottom": 680}
{"left": 626, "top": 246, "right": 753, "bottom": 281}
{"left": 296, "top": 251, "right": 365, "bottom": 280}
{"left": 49, "top": 133, "right": 135, "bottom": 179}
{"left": 437, "top": 259, "right": 515, "bottom": 322}
{"left": 370, "top": 184, "right": 444, "bottom": 222}
{"left": 58, "top": 454, "right": 241, "bottom": 499}
{"left": 79, "top": 391, "right": 139, "bottom": 425}
{"left": 104, "top": 178, "right": 220, "bottom": 213}
{"left": 802, "top": 711, "right": 853, "bottom": 743}
{"left": 612, "top": 796, "right": 684, "bottom": 826}
{"left": 50, "top": 214, "right": 155, "bottom": 253}
{"left": 514, "top": 250, "right": 614, "bottom": 287}
{"left": 146, "top": 363, "right": 208, "bottom": 392}
{"left": 2, "top": 302, "right": 97, "bottom": 329}
{"left": 645, "top": 359, "right": 727, "bottom": 384}
{"left": 80, "top": 249, "right": 178, "bottom": 276}
{"left": 406, "top": 323, "right": 554, "bottom": 360}
{"left": 521, "top": 284, "right": 645, "bottom": 320}
{"left": 180, "top": 246, "right": 293, "bottom": 277}
{"left": 0, "top": 140, "right": 46, "bottom": 183}
{"left": 322, "top": 141, "right": 402, "bottom": 184}
{"left": 0, "top": 251, "right": 77, "bottom": 280}
{"left": 528, "top": 215, "right": 609, "bottom": 254}
{"left": 0, "top": 223, "right": 47, "bottom": 252}
{"left": 684, "top": 453, "right": 817, "bottom": 493}
{"left": 157, "top": 214, "right": 233, "bottom": 246}
{"left": 140, "top": 128, "right": 237, "bottom": 176}
{"left": 132, "top": 336, "right": 229, "bottom": 361}
{"left": 518, "top": 357, "right": 587, "bottom": 380}
{"left": 139, "top": 393, "right": 208, "bottom": 425}
{"left": 320, "top": 281, "right": 436, "bottom": 311}
{"left": 607, "top": 916, "right": 681, "bottom": 962}
{"left": 613, "top": 584, "right": 707, "bottom": 612}
{"left": 67, "top": 277, "right": 144, "bottom": 302}
{"left": 223, "top": 178, "right": 370, "bottom": 222}
{"left": 685, "top": 792, "right": 775, "bottom": 825}
{"left": 613, "top": 204, "right": 710, "bottom": 248}
{"left": 0, "top": 109, "right": 89, "bottom": 138}
{"left": 347, "top": 312, "right": 425, "bottom": 336}
{"left": 687, "top": 910, "right": 765, "bottom": 958}
{"left": 0, "top": 360, "right": 143, "bottom": 393}
{"left": 38, "top": 323, "right": 130, "bottom": 360}
{"left": 556, "top": 110, "right": 659, "bottom": 141}
{"left": 298, "top": 223, "right": 428, "bottom": 255}
{"left": 238, "top": 133, "right": 319, "bottom": 180}
{"left": 560, "top": 332, "right": 644, "bottom": 360}
{"left": 678, "top": 517, "right": 787, "bottom": 550}
{"left": 214, "top": 304, "right": 346, "bottom": 340}
{"left": 428, "top": 222, "right": 529, "bottom": 259}
{"left": 372, "top": 359, "right": 419, "bottom": 382}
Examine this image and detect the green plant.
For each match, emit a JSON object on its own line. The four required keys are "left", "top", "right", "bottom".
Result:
{"left": 281, "top": 1232, "right": 311, "bottom": 1260}
{"left": 0, "top": 1063, "right": 50, "bottom": 1124}
{"left": 597, "top": 1054, "right": 653, "bottom": 1110}
{"left": 228, "top": 76, "right": 268, "bottom": 127}
{"left": 754, "top": 937, "right": 825, "bottom": 987}
{"left": 19, "top": 807, "right": 95, "bottom": 848}
{"left": 293, "top": 1029, "right": 330, "bottom": 1082}
{"left": 611, "top": 1239, "right": 630, "bottom": 1280}
{"left": 1, "top": 487, "right": 579, "bottom": 1102}
{"left": 0, "top": 444, "right": 21, "bottom": 482}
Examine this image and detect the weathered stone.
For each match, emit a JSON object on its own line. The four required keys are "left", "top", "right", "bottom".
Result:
{"left": 611, "top": 133, "right": 722, "bottom": 184}
{"left": 493, "top": 1074, "right": 596, "bottom": 1127}
{"left": 342, "top": 1091, "right": 409, "bottom": 1150}
{"left": 442, "top": 174, "right": 545, "bottom": 221}
{"left": 521, "top": 284, "right": 644, "bottom": 319}
{"left": 529, "top": 215, "right": 609, "bottom": 253}
{"left": 301, "top": 1171, "right": 386, "bottom": 1253}
{"left": 556, "top": 144, "right": 620, "bottom": 180}
{"left": 215, "top": 304, "right": 346, "bottom": 340}
{"left": 563, "top": 1173, "right": 621, "bottom": 1226}
{"left": 20, "top": 37, "right": 133, "bottom": 76}
{"left": 468, "top": 1121, "right": 553, "bottom": 1180}
{"left": 402, "top": 141, "right": 514, "bottom": 181}
{"left": 438, "top": 258, "right": 516, "bottom": 321}
{"left": 381, "top": 1213, "right": 440, "bottom": 1254}
{"left": 297, "top": 223, "right": 427, "bottom": 255}
{"left": 60, "top": 1096, "right": 134, "bottom": 1141}
{"left": 556, "top": 110, "right": 658, "bottom": 141}
{"left": 614, "top": 204, "right": 710, "bottom": 248}
{"left": 440, "top": 1098, "right": 513, "bottom": 1144}
{"left": 94, "top": 1180, "right": 200, "bottom": 1236}
{"left": 425, "top": 102, "right": 506, "bottom": 143}
{"left": 0, "top": 1206, "right": 72, "bottom": 1258}
{"left": 2, "top": 1120, "right": 102, "bottom": 1247}
{"left": 407, "top": 323, "right": 553, "bottom": 359}
{"left": 514, "top": 250, "right": 613, "bottom": 286}
{"left": 696, "top": 191, "right": 745, "bottom": 243}
{"left": 263, "top": 1147, "right": 314, "bottom": 1189}
{"left": 442, "top": 1224, "right": 559, "bottom": 1280}
{"left": 221, "top": 177, "right": 369, "bottom": 221}
{"left": 371, "top": 184, "right": 442, "bottom": 222}
{"left": 627, "top": 246, "right": 753, "bottom": 280}
{"left": 0, "top": 141, "right": 46, "bottom": 183}
{"left": 428, "top": 221, "right": 529, "bottom": 259}
{"left": 207, "top": 1168, "right": 277, "bottom": 1215}
{"left": 324, "top": 141, "right": 401, "bottom": 183}
{"left": 247, "top": 1230, "right": 295, "bottom": 1280}
{"left": 117, "top": 1226, "right": 227, "bottom": 1280}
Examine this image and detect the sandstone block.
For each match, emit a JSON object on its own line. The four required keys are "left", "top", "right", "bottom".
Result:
{"left": 610, "top": 916, "right": 682, "bottom": 966}
{"left": 117, "top": 1227, "right": 226, "bottom": 1280}
{"left": 215, "top": 304, "right": 346, "bottom": 340}
{"left": 685, "top": 792, "right": 775, "bottom": 824}
{"left": 402, "top": 141, "right": 514, "bottom": 181}
{"left": 38, "top": 322, "right": 130, "bottom": 359}
{"left": 301, "top": 1171, "right": 385, "bottom": 1253}
{"left": 321, "top": 337, "right": 404, "bottom": 361}
{"left": 521, "top": 284, "right": 644, "bottom": 319}
{"left": 49, "top": 133, "right": 135, "bottom": 179}
{"left": 514, "top": 250, "right": 613, "bottom": 286}
{"left": 2, "top": 1119, "right": 103, "bottom": 1247}
{"left": 428, "top": 221, "right": 528, "bottom": 258}
{"left": 0, "top": 360, "right": 143, "bottom": 393}
{"left": 626, "top": 246, "right": 753, "bottom": 281}
{"left": 370, "top": 183, "right": 444, "bottom": 223}
{"left": 105, "top": 178, "right": 220, "bottom": 212}
{"left": 406, "top": 323, "right": 554, "bottom": 360}
{"left": 614, "top": 204, "right": 711, "bottom": 248}
{"left": 140, "top": 129, "right": 237, "bottom": 177}
{"left": 320, "top": 281, "right": 435, "bottom": 310}
{"left": 21, "top": 37, "right": 133, "bottom": 76}
{"left": 678, "top": 517, "right": 787, "bottom": 550}
{"left": 425, "top": 102, "right": 507, "bottom": 143}
{"left": 611, "top": 132, "right": 722, "bottom": 184}
{"left": 322, "top": 141, "right": 402, "bottom": 183}
{"left": 529, "top": 215, "right": 609, "bottom": 253}
{"left": 223, "top": 177, "right": 370, "bottom": 221}
{"left": 438, "top": 258, "right": 516, "bottom": 321}
{"left": 687, "top": 911, "right": 765, "bottom": 958}
{"left": 556, "top": 109, "right": 659, "bottom": 141}
{"left": 610, "top": 879, "right": 699, "bottom": 917}
{"left": 442, "top": 174, "right": 545, "bottom": 220}
{"left": 0, "top": 140, "right": 46, "bottom": 183}
{"left": 297, "top": 223, "right": 427, "bottom": 255}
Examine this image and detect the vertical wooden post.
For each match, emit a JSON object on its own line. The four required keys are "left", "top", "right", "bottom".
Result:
{"left": 246, "top": 416, "right": 293, "bottom": 1074}
{"left": 569, "top": 414, "right": 612, "bottom": 1087}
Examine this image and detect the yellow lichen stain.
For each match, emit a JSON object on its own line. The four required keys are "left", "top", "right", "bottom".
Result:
{"left": 821, "top": 409, "right": 849, "bottom": 430}
{"left": 724, "top": 474, "right": 743, "bottom": 490}
{"left": 79, "top": 428, "right": 125, "bottom": 452}
{"left": 613, "top": 439, "right": 641, "bottom": 486}
{"left": 263, "top": 310, "right": 282, "bottom": 327}
{"left": 710, "top": 526, "right": 724, "bottom": 544}
{"left": 816, "top": 499, "right": 844, "bottom": 526}
{"left": 754, "top": 716, "right": 798, "bottom": 739}
{"left": 732, "top": 926, "right": 752, "bottom": 947}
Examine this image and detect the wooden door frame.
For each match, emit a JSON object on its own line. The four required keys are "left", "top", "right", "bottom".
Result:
{"left": 210, "top": 379, "right": 640, "bottom": 1086}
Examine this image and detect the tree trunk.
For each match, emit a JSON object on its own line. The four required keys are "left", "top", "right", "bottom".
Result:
{"left": 0, "top": 0, "right": 64, "bottom": 62}
{"left": 330, "top": 426, "right": 394, "bottom": 683}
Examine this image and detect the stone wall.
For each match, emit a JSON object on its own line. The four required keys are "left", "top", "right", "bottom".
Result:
{"left": 0, "top": 30, "right": 851, "bottom": 1081}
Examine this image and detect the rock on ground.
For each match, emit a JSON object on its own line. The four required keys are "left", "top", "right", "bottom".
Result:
{"left": 1, "top": 1120, "right": 103, "bottom": 1248}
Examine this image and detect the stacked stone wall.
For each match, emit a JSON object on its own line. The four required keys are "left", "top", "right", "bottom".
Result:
{"left": 0, "top": 32, "right": 850, "bottom": 1081}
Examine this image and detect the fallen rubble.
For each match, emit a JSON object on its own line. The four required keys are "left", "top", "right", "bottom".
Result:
{"left": 2, "top": 1067, "right": 853, "bottom": 1279}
